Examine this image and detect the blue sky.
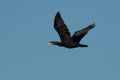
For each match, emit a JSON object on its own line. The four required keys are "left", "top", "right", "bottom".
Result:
{"left": 0, "top": 0, "right": 120, "bottom": 80}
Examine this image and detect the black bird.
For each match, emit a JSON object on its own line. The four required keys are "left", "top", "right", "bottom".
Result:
{"left": 48, "top": 12, "right": 95, "bottom": 48}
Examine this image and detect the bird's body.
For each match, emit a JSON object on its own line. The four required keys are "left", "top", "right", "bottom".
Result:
{"left": 48, "top": 11, "right": 95, "bottom": 48}
{"left": 49, "top": 41, "right": 88, "bottom": 48}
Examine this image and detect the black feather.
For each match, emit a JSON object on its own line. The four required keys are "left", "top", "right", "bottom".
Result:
{"left": 49, "top": 12, "right": 95, "bottom": 48}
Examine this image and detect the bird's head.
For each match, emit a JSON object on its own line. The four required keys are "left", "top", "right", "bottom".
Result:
{"left": 48, "top": 41, "right": 59, "bottom": 45}
{"left": 48, "top": 41, "right": 62, "bottom": 46}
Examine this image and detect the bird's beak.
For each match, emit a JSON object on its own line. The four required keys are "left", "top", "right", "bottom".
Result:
{"left": 48, "top": 42, "right": 53, "bottom": 45}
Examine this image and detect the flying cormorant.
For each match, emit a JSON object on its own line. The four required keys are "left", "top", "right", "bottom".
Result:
{"left": 48, "top": 11, "right": 95, "bottom": 48}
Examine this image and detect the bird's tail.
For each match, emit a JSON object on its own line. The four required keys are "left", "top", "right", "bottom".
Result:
{"left": 79, "top": 44, "right": 88, "bottom": 47}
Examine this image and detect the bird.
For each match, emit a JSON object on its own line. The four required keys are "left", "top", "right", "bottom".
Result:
{"left": 48, "top": 11, "right": 95, "bottom": 48}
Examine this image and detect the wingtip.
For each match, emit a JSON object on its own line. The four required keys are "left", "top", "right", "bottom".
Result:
{"left": 88, "top": 23, "right": 95, "bottom": 29}
{"left": 56, "top": 11, "right": 61, "bottom": 17}
{"left": 57, "top": 11, "right": 60, "bottom": 14}
{"left": 91, "top": 23, "right": 96, "bottom": 27}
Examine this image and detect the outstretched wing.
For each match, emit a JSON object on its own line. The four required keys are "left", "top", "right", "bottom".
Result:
{"left": 72, "top": 23, "right": 95, "bottom": 43}
{"left": 54, "top": 12, "right": 71, "bottom": 43}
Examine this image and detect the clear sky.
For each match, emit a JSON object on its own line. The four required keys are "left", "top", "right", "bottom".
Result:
{"left": 0, "top": 0, "right": 120, "bottom": 80}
